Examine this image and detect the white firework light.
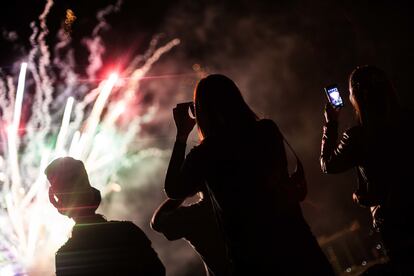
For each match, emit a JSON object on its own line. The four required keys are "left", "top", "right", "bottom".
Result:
{"left": 0, "top": 1, "right": 179, "bottom": 274}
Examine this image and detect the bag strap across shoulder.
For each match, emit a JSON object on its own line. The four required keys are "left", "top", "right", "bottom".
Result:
{"left": 282, "top": 135, "right": 307, "bottom": 202}
{"left": 282, "top": 136, "right": 303, "bottom": 171}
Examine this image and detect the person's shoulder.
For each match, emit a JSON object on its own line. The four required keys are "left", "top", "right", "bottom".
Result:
{"left": 107, "top": 220, "right": 144, "bottom": 233}
{"left": 258, "top": 118, "right": 277, "bottom": 127}
{"left": 257, "top": 118, "right": 280, "bottom": 130}
{"left": 257, "top": 119, "right": 282, "bottom": 137}
{"left": 56, "top": 237, "right": 73, "bottom": 254}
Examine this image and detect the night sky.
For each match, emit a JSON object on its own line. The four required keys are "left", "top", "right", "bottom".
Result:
{"left": 1, "top": 0, "right": 413, "bottom": 275}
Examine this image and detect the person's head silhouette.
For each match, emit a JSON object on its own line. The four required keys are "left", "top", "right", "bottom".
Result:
{"left": 45, "top": 157, "right": 101, "bottom": 221}
{"left": 46, "top": 157, "right": 166, "bottom": 275}
{"left": 194, "top": 74, "right": 258, "bottom": 139}
{"left": 348, "top": 65, "right": 399, "bottom": 126}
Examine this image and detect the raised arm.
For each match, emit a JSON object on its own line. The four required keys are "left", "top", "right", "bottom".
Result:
{"left": 164, "top": 103, "right": 203, "bottom": 199}
{"left": 150, "top": 198, "right": 185, "bottom": 240}
{"left": 320, "top": 104, "right": 361, "bottom": 173}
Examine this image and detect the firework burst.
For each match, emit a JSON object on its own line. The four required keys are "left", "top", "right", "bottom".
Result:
{"left": 0, "top": 1, "right": 179, "bottom": 274}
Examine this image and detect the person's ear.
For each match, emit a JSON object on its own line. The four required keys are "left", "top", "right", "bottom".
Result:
{"left": 48, "top": 188, "right": 61, "bottom": 209}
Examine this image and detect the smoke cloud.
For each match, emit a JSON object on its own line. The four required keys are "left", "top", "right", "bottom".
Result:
{"left": 126, "top": 1, "right": 413, "bottom": 274}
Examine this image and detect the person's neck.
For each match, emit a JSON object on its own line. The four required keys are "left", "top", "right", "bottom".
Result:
{"left": 73, "top": 213, "right": 105, "bottom": 224}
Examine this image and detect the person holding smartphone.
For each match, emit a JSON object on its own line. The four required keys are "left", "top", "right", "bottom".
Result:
{"left": 164, "top": 74, "right": 334, "bottom": 275}
{"left": 320, "top": 65, "right": 414, "bottom": 274}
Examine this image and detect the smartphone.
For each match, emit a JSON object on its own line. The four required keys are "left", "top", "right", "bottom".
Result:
{"left": 324, "top": 84, "right": 344, "bottom": 108}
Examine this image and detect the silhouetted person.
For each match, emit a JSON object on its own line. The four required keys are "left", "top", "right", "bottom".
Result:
{"left": 320, "top": 65, "right": 414, "bottom": 274}
{"left": 46, "top": 157, "right": 165, "bottom": 276}
{"left": 164, "top": 74, "right": 334, "bottom": 275}
{"left": 151, "top": 185, "right": 230, "bottom": 276}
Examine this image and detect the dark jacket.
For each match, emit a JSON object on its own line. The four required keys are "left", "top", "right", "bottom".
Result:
{"left": 55, "top": 215, "right": 165, "bottom": 276}
{"left": 166, "top": 119, "right": 334, "bottom": 275}
{"left": 321, "top": 123, "right": 387, "bottom": 206}
{"left": 320, "top": 111, "right": 414, "bottom": 258}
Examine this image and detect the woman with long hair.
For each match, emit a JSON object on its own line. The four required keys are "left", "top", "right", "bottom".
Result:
{"left": 165, "top": 74, "right": 333, "bottom": 275}
{"left": 320, "top": 65, "right": 413, "bottom": 274}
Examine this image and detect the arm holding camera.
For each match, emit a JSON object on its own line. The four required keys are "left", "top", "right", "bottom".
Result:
{"left": 320, "top": 85, "right": 343, "bottom": 172}
{"left": 174, "top": 102, "right": 196, "bottom": 143}
{"left": 164, "top": 103, "right": 204, "bottom": 199}
{"left": 324, "top": 102, "right": 340, "bottom": 124}
{"left": 320, "top": 103, "right": 361, "bottom": 174}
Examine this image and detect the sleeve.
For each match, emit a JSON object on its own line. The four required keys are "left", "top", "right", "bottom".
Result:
{"left": 164, "top": 142, "right": 207, "bottom": 199}
{"left": 151, "top": 198, "right": 188, "bottom": 240}
{"left": 320, "top": 123, "right": 362, "bottom": 174}
{"left": 152, "top": 203, "right": 203, "bottom": 241}
{"left": 127, "top": 223, "right": 166, "bottom": 275}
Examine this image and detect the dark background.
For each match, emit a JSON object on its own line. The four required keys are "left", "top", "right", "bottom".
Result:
{"left": 1, "top": 0, "right": 413, "bottom": 275}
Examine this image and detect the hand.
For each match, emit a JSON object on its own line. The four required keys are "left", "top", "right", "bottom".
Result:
{"left": 324, "top": 103, "right": 340, "bottom": 124}
{"left": 173, "top": 102, "right": 196, "bottom": 143}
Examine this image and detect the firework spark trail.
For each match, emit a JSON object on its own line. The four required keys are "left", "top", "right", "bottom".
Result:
{"left": 53, "top": 29, "right": 78, "bottom": 105}
{"left": 83, "top": 36, "right": 105, "bottom": 81}
{"left": 123, "top": 38, "right": 181, "bottom": 106}
{"left": 53, "top": 31, "right": 83, "bottom": 145}
{"left": 0, "top": 79, "right": 7, "bottom": 120}
{"left": 3, "top": 66, "right": 28, "bottom": 265}
{"left": 24, "top": 19, "right": 47, "bottom": 193}
{"left": 22, "top": 0, "right": 55, "bottom": 172}
{"left": 8, "top": 63, "right": 28, "bottom": 194}
{"left": 84, "top": 0, "right": 122, "bottom": 80}
{"left": 82, "top": 38, "right": 181, "bottom": 179}
{"left": 71, "top": 0, "right": 124, "bottom": 139}
{"left": 0, "top": 2, "right": 180, "bottom": 274}
{"left": 55, "top": 97, "right": 74, "bottom": 156}
{"left": 26, "top": 21, "right": 42, "bottom": 140}
{"left": 124, "top": 34, "right": 162, "bottom": 76}
{"left": 37, "top": 0, "right": 55, "bottom": 137}
{"left": 77, "top": 73, "right": 118, "bottom": 160}
{"left": 11, "top": 63, "right": 28, "bottom": 137}
{"left": 6, "top": 76, "right": 16, "bottom": 123}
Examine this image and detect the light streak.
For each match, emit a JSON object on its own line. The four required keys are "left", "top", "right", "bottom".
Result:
{"left": 6, "top": 63, "right": 28, "bottom": 202}
{"left": 55, "top": 97, "right": 75, "bottom": 156}
{"left": 12, "top": 62, "right": 28, "bottom": 136}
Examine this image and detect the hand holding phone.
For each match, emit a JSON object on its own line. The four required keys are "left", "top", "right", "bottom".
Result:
{"left": 173, "top": 102, "right": 196, "bottom": 142}
{"left": 324, "top": 84, "right": 344, "bottom": 109}
{"left": 324, "top": 103, "right": 340, "bottom": 124}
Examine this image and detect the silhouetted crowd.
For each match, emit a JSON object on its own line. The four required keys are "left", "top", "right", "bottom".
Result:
{"left": 46, "top": 65, "right": 413, "bottom": 275}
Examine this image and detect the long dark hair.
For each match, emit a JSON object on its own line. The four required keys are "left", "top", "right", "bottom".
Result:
{"left": 194, "top": 74, "right": 258, "bottom": 139}
{"left": 349, "top": 65, "right": 400, "bottom": 129}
